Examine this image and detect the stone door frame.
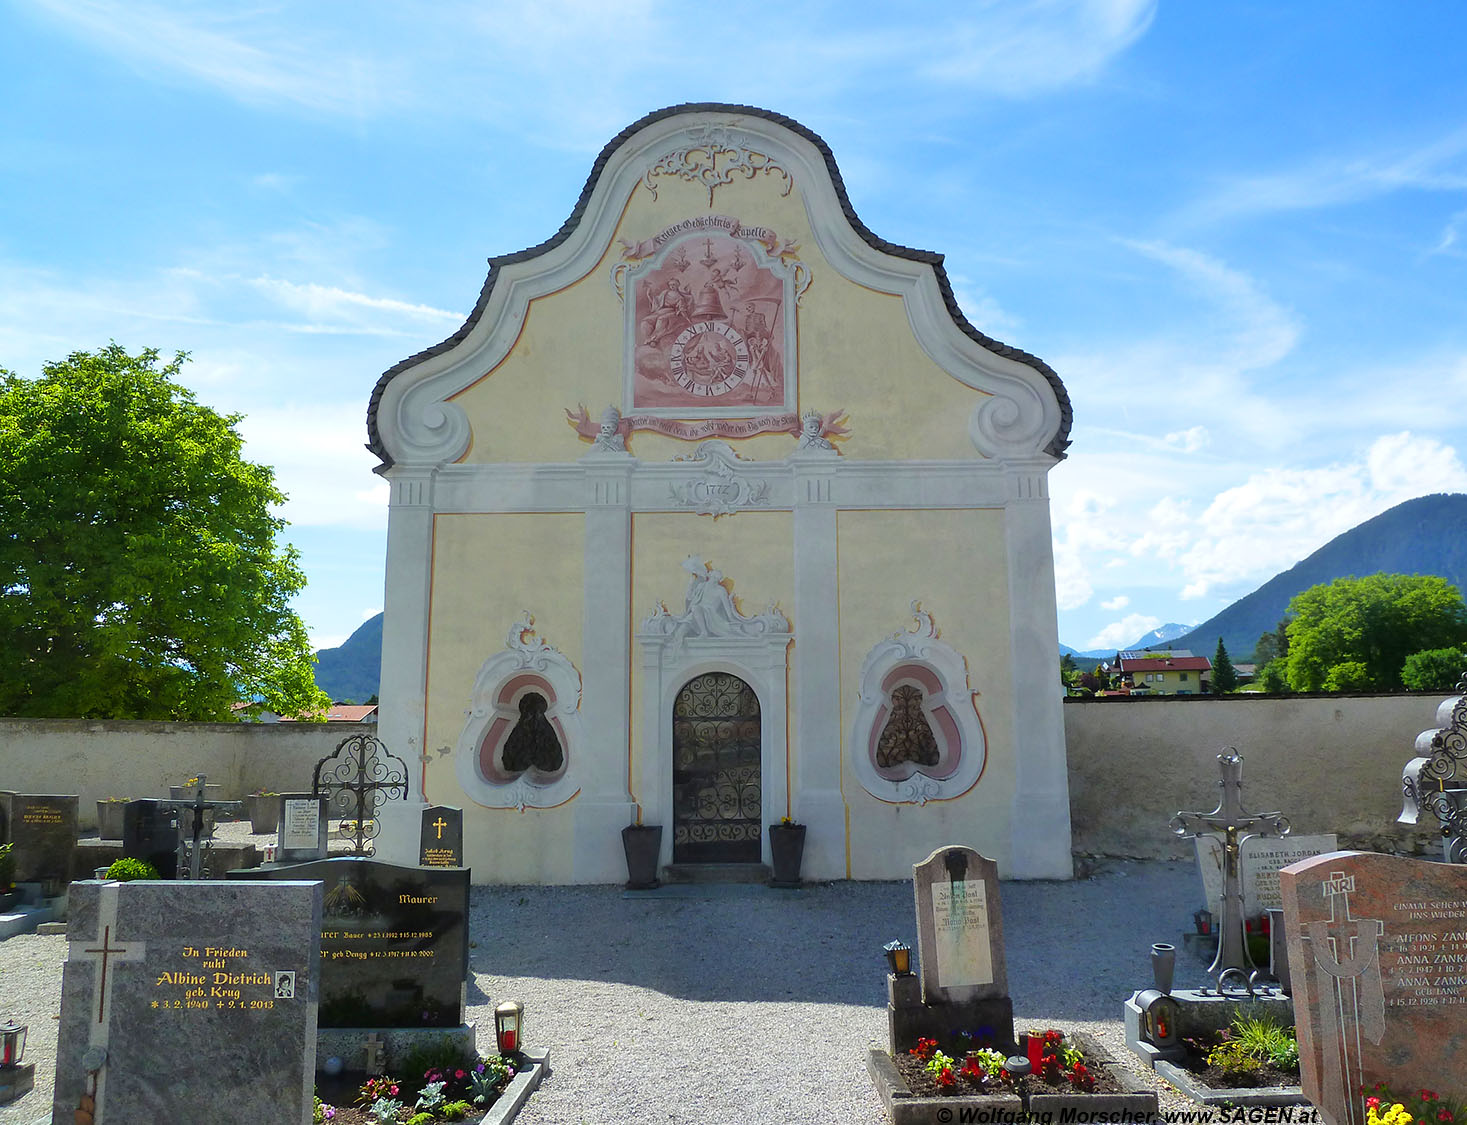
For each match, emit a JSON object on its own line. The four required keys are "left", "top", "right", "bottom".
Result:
{"left": 634, "top": 632, "right": 792, "bottom": 870}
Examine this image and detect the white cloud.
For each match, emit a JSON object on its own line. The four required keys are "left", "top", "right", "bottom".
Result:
{"left": 1100, "top": 595, "right": 1130, "bottom": 611}
{"left": 25, "top": 0, "right": 402, "bottom": 117}
{"left": 1164, "top": 426, "right": 1209, "bottom": 453}
{"left": 1087, "top": 613, "right": 1162, "bottom": 651}
{"left": 248, "top": 277, "right": 463, "bottom": 332}
{"left": 234, "top": 406, "right": 388, "bottom": 531}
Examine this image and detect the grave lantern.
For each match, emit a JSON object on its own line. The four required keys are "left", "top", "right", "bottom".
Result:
{"left": 1193, "top": 908, "right": 1213, "bottom": 935}
{"left": 495, "top": 1000, "right": 524, "bottom": 1054}
{"left": 0, "top": 1021, "right": 25, "bottom": 1068}
{"left": 882, "top": 939, "right": 912, "bottom": 976}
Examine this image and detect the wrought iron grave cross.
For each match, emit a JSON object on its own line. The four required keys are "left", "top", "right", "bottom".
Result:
{"left": 311, "top": 733, "right": 408, "bottom": 856}
{"left": 1400, "top": 674, "right": 1467, "bottom": 863}
{"left": 1170, "top": 750, "right": 1290, "bottom": 978}
{"left": 159, "top": 775, "right": 242, "bottom": 879}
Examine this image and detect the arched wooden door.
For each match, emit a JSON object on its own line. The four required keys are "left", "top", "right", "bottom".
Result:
{"left": 671, "top": 672, "right": 761, "bottom": 863}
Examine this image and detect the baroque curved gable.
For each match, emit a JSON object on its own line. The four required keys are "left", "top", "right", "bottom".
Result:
{"left": 367, "top": 102, "right": 1072, "bottom": 469}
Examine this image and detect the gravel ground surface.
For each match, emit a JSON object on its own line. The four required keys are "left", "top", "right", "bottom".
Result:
{"left": 1, "top": 858, "right": 1255, "bottom": 1125}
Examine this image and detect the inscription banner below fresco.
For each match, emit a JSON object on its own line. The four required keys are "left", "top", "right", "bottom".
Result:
{"left": 234, "top": 857, "right": 469, "bottom": 1028}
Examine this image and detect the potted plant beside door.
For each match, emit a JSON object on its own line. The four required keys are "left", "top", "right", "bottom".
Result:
{"left": 621, "top": 821, "right": 662, "bottom": 890}
{"left": 769, "top": 816, "right": 806, "bottom": 887}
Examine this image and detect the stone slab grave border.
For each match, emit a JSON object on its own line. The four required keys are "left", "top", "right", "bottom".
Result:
{"left": 1153, "top": 1058, "right": 1309, "bottom": 1108}
{"left": 866, "top": 1032, "right": 1159, "bottom": 1125}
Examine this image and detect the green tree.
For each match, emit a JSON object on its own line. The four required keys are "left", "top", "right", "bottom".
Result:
{"left": 1060, "top": 652, "right": 1079, "bottom": 691}
{"left": 1257, "top": 661, "right": 1289, "bottom": 693}
{"left": 1254, "top": 617, "right": 1291, "bottom": 665}
{"left": 1282, "top": 574, "right": 1467, "bottom": 693}
{"left": 0, "top": 345, "right": 330, "bottom": 720}
{"left": 1401, "top": 647, "right": 1467, "bottom": 692}
{"left": 1211, "top": 637, "right": 1238, "bottom": 693}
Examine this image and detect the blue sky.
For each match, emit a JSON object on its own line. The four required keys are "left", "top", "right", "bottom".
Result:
{"left": 5, "top": 1, "right": 1467, "bottom": 656}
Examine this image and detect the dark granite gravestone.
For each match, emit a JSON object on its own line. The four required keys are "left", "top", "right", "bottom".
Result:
{"left": 889, "top": 845, "right": 1015, "bottom": 1053}
{"left": 51, "top": 879, "right": 321, "bottom": 1125}
{"left": 121, "top": 800, "right": 180, "bottom": 879}
{"left": 1281, "top": 851, "right": 1467, "bottom": 1125}
{"left": 278, "top": 794, "right": 329, "bottom": 862}
{"left": 0, "top": 792, "right": 79, "bottom": 889}
{"left": 233, "top": 856, "right": 469, "bottom": 1028}
{"left": 419, "top": 806, "right": 464, "bottom": 868}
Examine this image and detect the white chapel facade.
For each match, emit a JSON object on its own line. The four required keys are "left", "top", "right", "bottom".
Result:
{"left": 368, "top": 104, "right": 1075, "bottom": 882}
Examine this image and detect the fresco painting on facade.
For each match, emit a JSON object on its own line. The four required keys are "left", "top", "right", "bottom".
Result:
{"left": 627, "top": 223, "right": 792, "bottom": 412}
{"left": 367, "top": 104, "right": 1074, "bottom": 882}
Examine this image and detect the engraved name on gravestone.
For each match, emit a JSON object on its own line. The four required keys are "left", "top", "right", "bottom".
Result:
{"left": 1280, "top": 851, "right": 1467, "bottom": 1125}
{"left": 1196, "top": 833, "right": 1338, "bottom": 917}
{"left": 913, "top": 845, "right": 1007, "bottom": 1003}
{"left": 278, "top": 794, "right": 329, "bottom": 862}
{"left": 0, "top": 792, "right": 79, "bottom": 888}
{"left": 52, "top": 879, "right": 321, "bottom": 1125}
{"left": 236, "top": 857, "right": 470, "bottom": 1028}
{"left": 419, "top": 806, "right": 464, "bottom": 868}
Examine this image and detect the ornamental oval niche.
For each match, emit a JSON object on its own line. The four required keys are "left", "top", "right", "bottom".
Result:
{"left": 850, "top": 603, "right": 985, "bottom": 805}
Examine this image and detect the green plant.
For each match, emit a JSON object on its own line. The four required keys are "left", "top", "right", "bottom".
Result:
{"left": 924, "top": 1049, "right": 955, "bottom": 1077}
{"left": 407, "top": 1114, "right": 435, "bottom": 1125}
{"left": 468, "top": 1056, "right": 514, "bottom": 1106}
{"left": 1205, "top": 1038, "right": 1267, "bottom": 1082}
{"left": 0, "top": 842, "right": 15, "bottom": 888}
{"left": 369, "top": 1097, "right": 402, "bottom": 1123}
{"left": 104, "top": 857, "right": 159, "bottom": 882}
{"left": 1226, "top": 1011, "right": 1300, "bottom": 1074}
{"left": 414, "top": 1080, "right": 447, "bottom": 1113}
{"left": 311, "top": 1095, "right": 335, "bottom": 1122}
{"left": 441, "top": 1102, "right": 473, "bottom": 1121}
{"left": 399, "top": 1036, "right": 477, "bottom": 1097}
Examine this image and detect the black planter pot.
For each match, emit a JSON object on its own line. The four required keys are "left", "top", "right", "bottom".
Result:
{"left": 622, "top": 825, "right": 662, "bottom": 889}
{"left": 769, "top": 823, "right": 806, "bottom": 887}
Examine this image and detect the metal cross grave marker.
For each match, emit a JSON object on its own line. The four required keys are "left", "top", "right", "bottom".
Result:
{"left": 1170, "top": 749, "right": 1290, "bottom": 978}
{"left": 312, "top": 733, "right": 409, "bottom": 856}
{"left": 158, "top": 775, "right": 243, "bottom": 879}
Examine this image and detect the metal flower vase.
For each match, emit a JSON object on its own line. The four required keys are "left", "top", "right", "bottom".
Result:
{"left": 1151, "top": 942, "right": 1176, "bottom": 995}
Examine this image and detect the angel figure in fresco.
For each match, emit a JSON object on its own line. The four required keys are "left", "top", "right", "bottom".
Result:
{"left": 641, "top": 277, "right": 692, "bottom": 345}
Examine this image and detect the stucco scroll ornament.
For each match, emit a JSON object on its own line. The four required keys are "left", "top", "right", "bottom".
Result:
{"left": 455, "top": 612, "right": 583, "bottom": 812}
{"left": 667, "top": 441, "right": 771, "bottom": 517}
{"left": 642, "top": 123, "right": 794, "bottom": 207}
{"left": 849, "top": 601, "right": 987, "bottom": 806}
{"left": 641, "top": 556, "right": 790, "bottom": 647}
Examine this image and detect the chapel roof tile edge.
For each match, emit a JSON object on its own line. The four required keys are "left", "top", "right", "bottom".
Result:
{"left": 365, "top": 102, "right": 1073, "bottom": 468}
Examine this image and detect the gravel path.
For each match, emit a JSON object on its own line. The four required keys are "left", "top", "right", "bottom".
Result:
{"left": 1, "top": 860, "right": 1238, "bottom": 1125}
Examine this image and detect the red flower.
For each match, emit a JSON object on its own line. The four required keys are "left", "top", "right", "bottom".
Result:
{"left": 936, "top": 1067, "right": 956, "bottom": 1089}
{"left": 1422, "top": 1093, "right": 1439, "bottom": 1102}
{"left": 455, "top": 1070, "right": 465, "bottom": 1079}
{"left": 1438, "top": 1112, "right": 1452, "bottom": 1122}
{"left": 1368, "top": 1098, "right": 1381, "bottom": 1110}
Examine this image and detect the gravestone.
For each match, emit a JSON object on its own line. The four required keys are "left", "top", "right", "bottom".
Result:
{"left": 1196, "top": 832, "right": 1338, "bottom": 917}
{"left": 0, "top": 792, "right": 79, "bottom": 889}
{"left": 419, "top": 806, "right": 464, "bottom": 868}
{"left": 890, "top": 845, "right": 1014, "bottom": 1052}
{"left": 1280, "top": 851, "right": 1467, "bottom": 1125}
{"left": 233, "top": 856, "right": 469, "bottom": 1028}
{"left": 52, "top": 878, "right": 321, "bottom": 1124}
{"left": 278, "top": 794, "right": 329, "bottom": 862}
{"left": 121, "top": 800, "right": 180, "bottom": 879}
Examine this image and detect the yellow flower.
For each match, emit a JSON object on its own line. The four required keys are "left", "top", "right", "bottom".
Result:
{"left": 1369, "top": 1104, "right": 1412, "bottom": 1125}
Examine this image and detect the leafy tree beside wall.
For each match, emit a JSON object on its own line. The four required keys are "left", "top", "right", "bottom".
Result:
{"left": 1281, "top": 574, "right": 1467, "bottom": 693}
{"left": 0, "top": 345, "right": 330, "bottom": 720}
{"left": 1401, "top": 647, "right": 1467, "bottom": 692}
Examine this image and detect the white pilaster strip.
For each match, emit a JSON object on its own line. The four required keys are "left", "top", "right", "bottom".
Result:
{"left": 1002, "top": 462, "right": 1073, "bottom": 878}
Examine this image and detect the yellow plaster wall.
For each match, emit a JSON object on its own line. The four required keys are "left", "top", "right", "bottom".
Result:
{"left": 449, "top": 172, "right": 988, "bottom": 465}
{"left": 424, "top": 513, "right": 585, "bottom": 882}
{"left": 835, "top": 509, "right": 1015, "bottom": 876}
{"left": 629, "top": 510, "right": 794, "bottom": 813}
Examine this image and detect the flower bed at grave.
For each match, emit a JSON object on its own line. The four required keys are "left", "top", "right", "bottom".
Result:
{"left": 893, "top": 1030, "right": 1122, "bottom": 1097}
{"left": 1364, "top": 1083, "right": 1467, "bottom": 1125}
{"left": 1175, "top": 1012, "right": 1300, "bottom": 1092}
{"left": 314, "top": 1053, "right": 516, "bottom": 1124}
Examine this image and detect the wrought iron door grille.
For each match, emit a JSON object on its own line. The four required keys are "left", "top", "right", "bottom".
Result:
{"left": 672, "top": 672, "right": 761, "bottom": 863}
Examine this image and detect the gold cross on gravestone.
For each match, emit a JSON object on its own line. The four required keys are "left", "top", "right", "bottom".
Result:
{"left": 432, "top": 817, "right": 448, "bottom": 840}
{"left": 1170, "top": 749, "right": 1289, "bottom": 979}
